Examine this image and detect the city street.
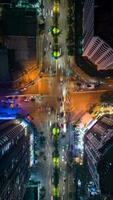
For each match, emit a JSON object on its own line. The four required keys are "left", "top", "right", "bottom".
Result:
{"left": 1, "top": 0, "right": 113, "bottom": 200}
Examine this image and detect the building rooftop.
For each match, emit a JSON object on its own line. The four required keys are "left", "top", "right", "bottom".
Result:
{"left": 0, "top": 7, "right": 37, "bottom": 36}
{"left": 84, "top": 114, "right": 113, "bottom": 155}
{"left": 94, "top": 0, "right": 113, "bottom": 48}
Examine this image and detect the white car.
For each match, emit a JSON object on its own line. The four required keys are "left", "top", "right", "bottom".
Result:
{"left": 50, "top": 10, "right": 53, "bottom": 17}
{"left": 62, "top": 147, "right": 65, "bottom": 152}
{"left": 47, "top": 107, "right": 51, "bottom": 115}
{"left": 24, "top": 97, "right": 30, "bottom": 102}
{"left": 49, "top": 42, "right": 52, "bottom": 49}
{"left": 86, "top": 84, "right": 95, "bottom": 89}
{"left": 20, "top": 87, "right": 27, "bottom": 92}
{"left": 62, "top": 155, "right": 65, "bottom": 161}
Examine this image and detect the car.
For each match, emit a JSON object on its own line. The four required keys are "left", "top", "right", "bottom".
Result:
{"left": 24, "top": 97, "right": 30, "bottom": 102}
{"left": 14, "top": 96, "right": 18, "bottom": 99}
{"left": 62, "top": 146, "right": 65, "bottom": 151}
{"left": 51, "top": 196, "right": 53, "bottom": 200}
{"left": 77, "top": 179, "right": 81, "bottom": 187}
{"left": 63, "top": 177, "right": 66, "bottom": 182}
{"left": 50, "top": 10, "right": 53, "bottom": 17}
{"left": 34, "top": 160, "right": 39, "bottom": 164}
{"left": 57, "top": 113, "right": 60, "bottom": 120}
{"left": 60, "top": 112, "right": 64, "bottom": 118}
{"left": 43, "top": 155, "right": 46, "bottom": 160}
{"left": 49, "top": 42, "right": 52, "bottom": 48}
{"left": 87, "top": 84, "right": 95, "bottom": 89}
{"left": 62, "top": 186, "right": 65, "bottom": 195}
{"left": 30, "top": 97, "right": 35, "bottom": 102}
{"left": 48, "top": 107, "right": 51, "bottom": 115}
{"left": 39, "top": 75, "right": 43, "bottom": 78}
{"left": 27, "top": 114, "right": 34, "bottom": 121}
{"left": 20, "top": 87, "right": 27, "bottom": 92}
{"left": 14, "top": 90, "right": 19, "bottom": 94}
{"left": 62, "top": 155, "right": 65, "bottom": 161}
{"left": 73, "top": 178, "right": 76, "bottom": 183}
{"left": 30, "top": 80, "right": 35, "bottom": 85}
{"left": 99, "top": 80, "right": 105, "bottom": 84}
{"left": 61, "top": 134, "right": 65, "bottom": 138}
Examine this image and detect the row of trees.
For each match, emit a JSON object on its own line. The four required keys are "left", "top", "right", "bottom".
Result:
{"left": 51, "top": 124, "right": 60, "bottom": 200}
{"left": 66, "top": 0, "right": 75, "bottom": 55}
{"left": 51, "top": 1, "right": 61, "bottom": 59}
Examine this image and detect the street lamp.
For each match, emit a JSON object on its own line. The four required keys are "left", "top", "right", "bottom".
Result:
{"left": 52, "top": 127, "right": 60, "bottom": 136}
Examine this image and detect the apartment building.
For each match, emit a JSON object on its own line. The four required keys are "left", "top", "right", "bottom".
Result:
{"left": 84, "top": 114, "right": 113, "bottom": 195}
{"left": 0, "top": 6, "right": 37, "bottom": 81}
{"left": 82, "top": 0, "right": 113, "bottom": 71}
{"left": 0, "top": 119, "right": 31, "bottom": 200}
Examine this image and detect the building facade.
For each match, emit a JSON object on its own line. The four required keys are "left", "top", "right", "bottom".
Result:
{"left": 84, "top": 114, "right": 113, "bottom": 195}
{"left": 82, "top": 0, "right": 113, "bottom": 71}
{"left": 82, "top": 0, "right": 94, "bottom": 52}
{"left": 0, "top": 118, "right": 31, "bottom": 200}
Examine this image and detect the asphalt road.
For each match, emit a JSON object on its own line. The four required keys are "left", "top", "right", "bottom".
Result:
{"left": 13, "top": 86, "right": 103, "bottom": 200}
{"left": 2, "top": 0, "right": 113, "bottom": 199}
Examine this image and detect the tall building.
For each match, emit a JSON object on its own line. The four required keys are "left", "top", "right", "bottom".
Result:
{"left": 0, "top": 48, "right": 10, "bottom": 81}
{"left": 0, "top": 118, "right": 32, "bottom": 200}
{"left": 84, "top": 114, "right": 113, "bottom": 196}
{"left": 82, "top": 0, "right": 113, "bottom": 71}
{"left": 0, "top": 0, "right": 19, "bottom": 7}
{"left": 0, "top": 6, "right": 37, "bottom": 80}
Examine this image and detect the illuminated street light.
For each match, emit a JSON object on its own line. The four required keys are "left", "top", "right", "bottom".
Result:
{"left": 52, "top": 126, "right": 60, "bottom": 136}
{"left": 50, "top": 26, "right": 61, "bottom": 40}
{"left": 53, "top": 3, "right": 59, "bottom": 13}
{"left": 53, "top": 156, "right": 59, "bottom": 167}
{"left": 52, "top": 51, "right": 61, "bottom": 59}
{"left": 53, "top": 186, "right": 60, "bottom": 197}
{"left": 52, "top": 27, "right": 61, "bottom": 35}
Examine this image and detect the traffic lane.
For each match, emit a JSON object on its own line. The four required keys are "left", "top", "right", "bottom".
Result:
{"left": 59, "top": 163, "right": 67, "bottom": 199}
{"left": 60, "top": 160, "right": 71, "bottom": 200}
{"left": 43, "top": 0, "right": 53, "bottom": 26}
{"left": 3, "top": 88, "right": 103, "bottom": 128}
{"left": 64, "top": 91, "right": 102, "bottom": 124}
{"left": 21, "top": 77, "right": 61, "bottom": 112}
{"left": 43, "top": 47, "right": 55, "bottom": 73}
{"left": 44, "top": 143, "right": 53, "bottom": 199}
{"left": 37, "top": 33, "right": 46, "bottom": 68}
{"left": 36, "top": 110, "right": 55, "bottom": 199}
{"left": 59, "top": 132, "right": 69, "bottom": 198}
{"left": 16, "top": 89, "right": 103, "bottom": 133}
{"left": 42, "top": 109, "right": 58, "bottom": 199}
{"left": 18, "top": 96, "right": 58, "bottom": 113}
{"left": 66, "top": 91, "right": 102, "bottom": 113}
{"left": 32, "top": 106, "right": 57, "bottom": 132}
{"left": 15, "top": 98, "right": 53, "bottom": 122}
{"left": 44, "top": 0, "right": 68, "bottom": 72}
{"left": 23, "top": 76, "right": 61, "bottom": 96}
{"left": 16, "top": 95, "right": 61, "bottom": 132}
{"left": 39, "top": 152, "right": 52, "bottom": 199}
